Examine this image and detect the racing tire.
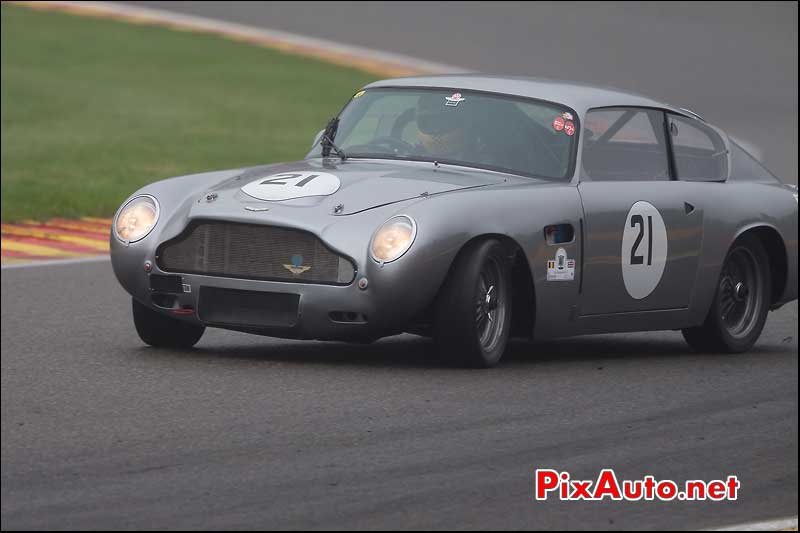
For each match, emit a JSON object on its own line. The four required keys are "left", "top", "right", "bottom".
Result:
{"left": 433, "top": 239, "right": 512, "bottom": 368}
{"left": 132, "top": 298, "right": 205, "bottom": 349}
{"left": 682, "top": 234, "right": 771, "bottom": 353}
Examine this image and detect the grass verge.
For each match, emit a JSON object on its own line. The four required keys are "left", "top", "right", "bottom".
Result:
{"left": 1, "top": 4, "right": 376, "bottom": 221}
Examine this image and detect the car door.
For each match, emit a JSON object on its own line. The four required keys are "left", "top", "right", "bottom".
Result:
{"left": 577, "top": 107, "right": 704, "bottom": 315}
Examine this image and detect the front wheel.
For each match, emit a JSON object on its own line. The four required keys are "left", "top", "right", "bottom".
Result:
{"left": 433, "top": 239, "right": 512, "bottom": 368}
{"left": 682, "top": 234, "right": 771, "bottom": 353}
{"left": 132, "top": 298, "right": 205, "bottom": 349}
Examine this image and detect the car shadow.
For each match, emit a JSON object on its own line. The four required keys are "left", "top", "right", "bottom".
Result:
{"left": 137, "top": 331, "right": 789, "bottom": 370}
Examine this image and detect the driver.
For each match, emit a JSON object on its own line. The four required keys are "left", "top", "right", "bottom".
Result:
{"left": 415, "top": 93, "right": 471, "bottom": 159}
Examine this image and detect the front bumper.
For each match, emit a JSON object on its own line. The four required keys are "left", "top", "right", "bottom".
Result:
{"left": 139, "top": 270, "right": 393, "bottom": 341}
{"left": 111, "top": 226, "right": 453, "bottom": 343}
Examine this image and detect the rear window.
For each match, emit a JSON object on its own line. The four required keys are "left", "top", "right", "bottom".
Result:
{"left": 728, "top": 141, "right": 779, "bottom": 182}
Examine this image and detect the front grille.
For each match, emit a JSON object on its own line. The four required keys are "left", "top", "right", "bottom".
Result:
{"left": 156, "top": 221, "right": 355, "bottom": 285}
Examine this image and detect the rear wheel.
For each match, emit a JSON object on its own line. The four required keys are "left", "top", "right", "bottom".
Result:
{"left": 132, "top": 298, "right": 205, "bottom": 349}
{"left": 434, "top": 240, "right": 512, "bottom": 368}
{"left": 682, "top": 234, "right": 770, "bottom": 353}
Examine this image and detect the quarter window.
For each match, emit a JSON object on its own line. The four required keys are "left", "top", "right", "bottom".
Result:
{"left": 668, "top": 114, "right": 727, "bottom": 181}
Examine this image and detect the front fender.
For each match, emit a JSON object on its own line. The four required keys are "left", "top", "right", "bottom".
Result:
{"left": 396, "top": 181, "right": 583, "bottom": 339}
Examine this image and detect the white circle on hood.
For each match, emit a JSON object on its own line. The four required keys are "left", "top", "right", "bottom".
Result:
{"left": 241, "top": 172, "right": 340, "bottom": 201}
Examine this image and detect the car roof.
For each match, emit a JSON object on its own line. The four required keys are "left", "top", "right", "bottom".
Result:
{"left": 365, "top": 74, "right": 694, "bottom": 118}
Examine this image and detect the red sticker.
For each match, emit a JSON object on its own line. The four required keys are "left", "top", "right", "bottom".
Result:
{"left": 564, "top": 120, "right": 575, "bottom": 136}
{"left": 553, "top": 117, "right": 565, "bottom": 131}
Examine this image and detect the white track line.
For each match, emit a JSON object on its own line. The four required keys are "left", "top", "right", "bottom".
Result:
{"left": 708, "top": 516, "right": 798, "bottom": 531}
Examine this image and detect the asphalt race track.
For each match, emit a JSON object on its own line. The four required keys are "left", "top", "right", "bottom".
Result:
{"left": 2, "top": 2, "right": 798, "bottom": 530}
{"left": 1, "top": 262, "right": 797, "bottom": 529}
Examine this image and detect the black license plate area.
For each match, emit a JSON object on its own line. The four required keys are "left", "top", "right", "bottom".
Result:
{"left": 150, "top": 274, "right": 183, "bottom": 294}
{"left": 198, "top": 287, "right": 299, "bottom": 328}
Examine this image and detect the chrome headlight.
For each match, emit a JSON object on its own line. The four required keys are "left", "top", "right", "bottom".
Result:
{"left": 370, "top": 215, "right": 417, "bottom": 263}
{"left": 113, "top": 195, "right": 159, "bottom": 243}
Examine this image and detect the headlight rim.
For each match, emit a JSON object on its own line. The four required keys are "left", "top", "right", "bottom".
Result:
{"left": 369, "top": 214, "right": 418, "bottom": 264}
{"left": 113, "top": 194, "right": 160, "bottom": 244}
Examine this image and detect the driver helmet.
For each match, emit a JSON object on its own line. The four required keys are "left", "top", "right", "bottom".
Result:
{"left": 416, "top": 93, "right": 467, "bottom": 157}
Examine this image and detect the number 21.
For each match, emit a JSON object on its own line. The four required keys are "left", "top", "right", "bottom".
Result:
{"left": 630, "top": 214, "right": 653, "bottom": 266}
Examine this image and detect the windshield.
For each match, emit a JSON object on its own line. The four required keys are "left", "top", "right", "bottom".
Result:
{"left": 308, "top": 88, "right": 578, "bottom": 180}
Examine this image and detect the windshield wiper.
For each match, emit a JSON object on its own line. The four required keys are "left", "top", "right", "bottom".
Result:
{"left": 321, "top": 117, "right": 347, "bottom": 161}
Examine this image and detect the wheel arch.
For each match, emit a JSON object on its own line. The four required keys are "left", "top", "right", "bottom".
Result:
{"left": 731, "top": 223, "right": 788, "bottom": 306}
{"left": 440, "top": 233, "right": 537, "bottom": 339}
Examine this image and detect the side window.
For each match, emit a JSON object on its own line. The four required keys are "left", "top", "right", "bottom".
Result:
{"left": 668, "top": 114, "right": 728, "bottom": 181}
{"left": 582, "top": 108, "right": 670, "bottom": 181}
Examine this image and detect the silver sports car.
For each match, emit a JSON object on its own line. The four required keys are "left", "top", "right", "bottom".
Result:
{"left": 111, "top": 75, "right": 798, "bottom": 367}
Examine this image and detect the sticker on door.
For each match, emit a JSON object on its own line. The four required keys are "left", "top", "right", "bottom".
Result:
{"left": 621, "top": 201, "right": 668, "bottom": 299}
{"left": 547, "top": 247, "right": 575, "bottom": 281}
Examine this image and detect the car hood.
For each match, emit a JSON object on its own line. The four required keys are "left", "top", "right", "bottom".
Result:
{"left": 188, "top": 158, "right": 531, "bottom": 219}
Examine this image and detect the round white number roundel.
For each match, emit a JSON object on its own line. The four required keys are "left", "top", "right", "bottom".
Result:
{"left": 621, "top": 201, "right": 668, "bottom": 299}
{"left": 241, "top": 172, "right": 340, "bottom": 201}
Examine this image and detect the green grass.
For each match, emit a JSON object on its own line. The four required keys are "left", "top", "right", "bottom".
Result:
{"left": 0, "top": 4, "right": 376, "bottom": 221}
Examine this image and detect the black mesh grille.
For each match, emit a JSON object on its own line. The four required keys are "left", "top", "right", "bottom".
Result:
{"left": 156, "top": 221, "right": 355, "bottom": 285}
